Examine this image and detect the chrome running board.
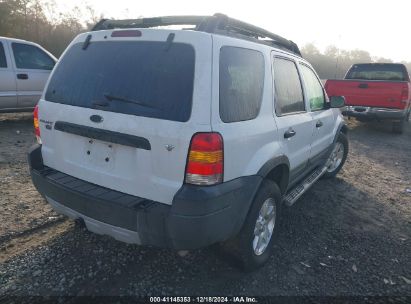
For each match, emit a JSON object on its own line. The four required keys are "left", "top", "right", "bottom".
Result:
{"left": 283, "top": 166, "right": 328, "bottom": 207}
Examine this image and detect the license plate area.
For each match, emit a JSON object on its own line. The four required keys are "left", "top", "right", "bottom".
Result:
{"left": 84, "top": 138, "right": 115, "bottom": 170}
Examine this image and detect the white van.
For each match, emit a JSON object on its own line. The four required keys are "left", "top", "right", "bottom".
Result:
{"left": 0, "top": 37, "right": 57, "bottom": 112}
{"left": 28, "top": 14, "right": 348, "bottom": 270}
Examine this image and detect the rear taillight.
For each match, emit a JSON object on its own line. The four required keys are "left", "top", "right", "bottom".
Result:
{"left": 33, "top": 105, "right": 41, "bottom": 144}
{"left": 185, "top": 133, "right": 223, "bottom": 186}
{"left": 401, "top": 85, "right": 409, "bottom": 106}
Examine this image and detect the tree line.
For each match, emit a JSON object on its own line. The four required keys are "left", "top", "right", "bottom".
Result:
{"left": 0, "top": 0, "right": 98, "bottom": 57}
{"left": 301, "top": 44, "right": 411, "bottom": 79}
{"left": 1, "top": 0, "right": 411, "bottom": 79}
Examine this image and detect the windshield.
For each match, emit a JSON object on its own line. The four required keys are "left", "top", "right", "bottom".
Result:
{"left": 345, "top": 64, "right": 407, "bottom": 81}
{"left": 45, "top": 41, "right": 195, "bottom": 122}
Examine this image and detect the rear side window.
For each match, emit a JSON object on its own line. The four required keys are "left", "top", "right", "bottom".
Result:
{"left": 219, "top": 47, "right": 264, "bottom": 123}
{"left": 45, "top": 41, "right": 195, "bottom": 122}
{"left": 0, "top": 42, "right": 7, "bottom": 68}
{"left": 12, "top": 43, "right": 55, "bottom": 70}
{"left": 346, "top": 64, "right": 407, "bottom": 81}
{"left": 273, "top": 57, "right": 305, "bottom": 115}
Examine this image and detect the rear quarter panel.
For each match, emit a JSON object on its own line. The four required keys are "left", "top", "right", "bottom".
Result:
{"left": 210, "top": 36, "right": 283, "bottom": 182}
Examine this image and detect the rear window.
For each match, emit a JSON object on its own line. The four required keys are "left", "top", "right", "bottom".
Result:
{"left": 0, "top": 42, "right": 7, "bottom": 68}
{"left": 346, "top": 64, "right": 407, "bottom": 81}
{"left": 45, "top": 41, "right": 195, "bottom": 122}
{"left": 219, "top": 46, "right": 264, "bottom": 123}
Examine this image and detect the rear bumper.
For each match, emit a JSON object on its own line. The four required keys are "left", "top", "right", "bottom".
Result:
{"left": 342, "top": 106, "right": 407, "bottom": 121}
{"left": 28, "top": 144, "right": 261, "bottom": 250}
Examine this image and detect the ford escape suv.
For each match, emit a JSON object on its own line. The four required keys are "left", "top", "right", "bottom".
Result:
{"left": 28, "top": 14, "right": 348, "bottom": 270}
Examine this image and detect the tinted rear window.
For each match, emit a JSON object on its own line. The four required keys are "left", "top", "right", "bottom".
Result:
{"left": 346, "top": 64, "right": 407, "bottom": 81}
{"left": 219, "top": 47, "right": 264, "bottom": 123}
{"left": 45, "top": 41, "right": 195, "bottom": 122}
{"left": 0, "top": 42, "right": 7, "bottom": 68}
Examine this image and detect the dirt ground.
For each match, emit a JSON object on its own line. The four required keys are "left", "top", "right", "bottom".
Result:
{"left": 0, "top": 113, "right": 410, "bottom": 297}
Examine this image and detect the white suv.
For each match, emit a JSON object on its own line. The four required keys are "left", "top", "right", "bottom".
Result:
{"left": 28, "top": 14, "right": 348, "bottom": 270}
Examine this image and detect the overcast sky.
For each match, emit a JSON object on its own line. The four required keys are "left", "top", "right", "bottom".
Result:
{"left": 55, "top": 0, "right": 410, "bottom": 62}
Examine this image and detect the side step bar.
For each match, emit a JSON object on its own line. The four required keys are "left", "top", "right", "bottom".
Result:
{"left": 283, "top": 166, "right": 328, "bottom": 207}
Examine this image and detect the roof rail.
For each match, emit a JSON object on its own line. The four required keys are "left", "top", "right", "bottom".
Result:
{"left": 91, "top": 13, "right": 301, "bottom": 57}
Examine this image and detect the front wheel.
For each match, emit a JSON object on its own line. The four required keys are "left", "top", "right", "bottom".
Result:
{"left": 322, "top": 132, "right": 348, "bottom": 179}
{"left": 219, "top": 180, "right": 282, "bottom": 272}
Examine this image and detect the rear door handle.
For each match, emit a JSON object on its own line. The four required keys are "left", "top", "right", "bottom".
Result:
{"left": 284, "top": 129, "right": 296, "bottom": 139}
{"left": 316, "top": 120, "right": 323, "bottom": 128}
{"left": 17, "top": 73, "right": 28, "bottom": 80}
{"left": 358, "top": 83, "right": 368, "bottom": 89}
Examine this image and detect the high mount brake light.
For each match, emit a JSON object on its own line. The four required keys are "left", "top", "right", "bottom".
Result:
{"left": 185, "top": 133, "right": 223, "bottom": 186}
{"left": 111, "top": 30, "right": 142, "bottom": 37}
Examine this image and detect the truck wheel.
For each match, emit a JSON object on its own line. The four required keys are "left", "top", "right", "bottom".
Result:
{"left": 392, "top": 120, "right": 404, "bottom": 134}
{"left": 219, "top": 180, "right": 282, "bottom": 272}
{"left": 323, "top": 132, "right": 348, "bottom": 179}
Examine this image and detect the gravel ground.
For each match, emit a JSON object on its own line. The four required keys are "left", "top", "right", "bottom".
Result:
{"left": 0, "top": 113, "right": 410, "bottom": 297}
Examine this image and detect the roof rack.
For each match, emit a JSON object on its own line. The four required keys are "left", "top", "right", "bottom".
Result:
{"left": 91, "top": 13, "right": 302, "bottom": 57}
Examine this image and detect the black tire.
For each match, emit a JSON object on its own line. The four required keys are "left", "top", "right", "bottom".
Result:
{"left": 392, "top": 120, "right": 404, "bottom": 134}
{"left": 219, "top": 180, "right": 282, "bottom": 272}
{"left": 322, "top": 132, "right": 348, "bottom": 179}
{"left": 405, "top": 110, "right": 410, "bottom": 122}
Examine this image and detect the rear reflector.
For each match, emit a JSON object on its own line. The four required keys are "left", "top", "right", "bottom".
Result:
{"left": 185, "top": 133, "right": 223, "bottom": 186}
{"left": 111, "top": 30, "right": 142, "bottom": 37}
{"left": 33, "top": 105, "right": 41, "bottom": 144}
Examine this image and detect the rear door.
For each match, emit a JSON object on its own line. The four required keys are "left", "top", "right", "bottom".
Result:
{"left": 39, "top": 30, "right": 212, "bottom": 205}
{"left": 299, "top": 63, "right": 334, "bottom": 163}
{"left": 271, "top": 55, "right": 313, "bottom": 181}
{"left": 0, "top": 40, "right": 17, "bottom": 110}
{"left": 10, "top": 42, "right": 56, "bottom": 109}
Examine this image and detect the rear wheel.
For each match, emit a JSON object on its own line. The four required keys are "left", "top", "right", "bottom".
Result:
{"left": 392, "top": 120, "right": 404, "bottom": 134}
{"left": 219, "top": 180, "right": 282, "bottom": 272}
{"left": 322, "top": 132, "right": 348, "bottom": 179}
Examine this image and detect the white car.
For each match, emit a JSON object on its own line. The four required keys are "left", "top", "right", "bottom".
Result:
{"left": 28, "top": 14, "right": 348, "bottom": 271}
{"left": 0, "top": 37, "right": 57, "bottom": 112}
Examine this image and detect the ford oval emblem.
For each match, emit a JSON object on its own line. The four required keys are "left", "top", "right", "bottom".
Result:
{"left": 90, "top": 115, "right": 103, "bottom": 123}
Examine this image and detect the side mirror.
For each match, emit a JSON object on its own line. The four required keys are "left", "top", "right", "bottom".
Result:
{"left": 330, "top": 96, "right": 345, "bottom": 108}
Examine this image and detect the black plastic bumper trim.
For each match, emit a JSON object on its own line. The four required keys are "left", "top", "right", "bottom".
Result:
{"left": 28, "top": 144, "right": 261, "bottom": 249}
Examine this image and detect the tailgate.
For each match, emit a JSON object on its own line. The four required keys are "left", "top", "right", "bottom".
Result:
{"left": 326, "top": 80, "right": 406, "bottom": 108}
{"left": 38, "top": 30, "right": 212, "bottom": 205}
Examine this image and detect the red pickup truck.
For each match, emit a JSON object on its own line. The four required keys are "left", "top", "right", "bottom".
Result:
{"left": 325, "top": 63, "right": 411, "bottom": 133}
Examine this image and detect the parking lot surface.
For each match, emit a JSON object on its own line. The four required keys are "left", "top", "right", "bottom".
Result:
{"left": 0, "top": 113, "right": 410, "bottom": 296}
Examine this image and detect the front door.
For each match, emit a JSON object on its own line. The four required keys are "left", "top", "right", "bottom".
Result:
{"left": 11, "top": 42, "right": 55, "bottom": 109}
{"left": 272, "top": 55, "right": 313, "bottom": 181}
{"left": 0, "top": 41, "right": 17, "bottom": 110}
{"left": 298, "top": 63, "right": 335, "bottom": 164}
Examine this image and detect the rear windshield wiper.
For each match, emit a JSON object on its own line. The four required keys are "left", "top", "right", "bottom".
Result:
{"left": 103, "top": 93, "right": 156, "bottom": 109}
